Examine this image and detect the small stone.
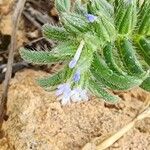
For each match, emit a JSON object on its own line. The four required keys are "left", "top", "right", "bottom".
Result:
{"left": 113, "top": 142, "right": 119, "bottom": 148}
{"left": 118, "top": 102, "right": 126, "bottom": 109}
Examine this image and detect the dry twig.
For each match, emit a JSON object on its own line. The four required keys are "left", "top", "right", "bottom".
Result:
{"left": 0, "top": 0, "right": 27, "bottom": 130}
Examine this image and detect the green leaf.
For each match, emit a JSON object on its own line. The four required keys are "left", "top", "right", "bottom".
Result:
{"left": 20, "top": 48, "right": 68, "bottom": 65}
{"left": 93, "top": 19, "right": 110, "bottom": 43}
{"left": 100, "top": 16, "right": 117, "bottom": 41}
{"left": 115, "top": 0, "right": 137, "bottom": 34}
{"left": 103, "top": 43, "right": 126, "bottom": 75}
{"left": 117, "top": 37, "right": 144, "bottom": 75}
{"left": 136, "top": 37, "right": 150, "bottom": 66}
{"left": 91, "top": 53, "right": 148, "bottom": 90}
{"left": 52, "top": 41, "right": 77, "bottom": 56}
{"left": 62, "top": 12, "right": 89, "bottom": 34}
{"left": 87, "top": 0, "right": 114, "bottom": 18}
{"left": 73, "top": 0, "right": 87, "bottom": 15}
{"left": 93, "top": 16, "right": 116, "bottom": 44}
{"left": 89, "top": 79, "right": 119, "bottom": 103}
{"left": 37, "top": 67, "right": 71, "bottom": 88}
{"left": 42, "top": 23, "right": 69, "bottom": 41}
{"left": 138, "top": 1, "right": 150, "bottom": 35}
{"left": 140, "top": 76, "right": 150, "bottom": 92}
{"left": 55, "top": 0, "right": 71, "bottom": 13}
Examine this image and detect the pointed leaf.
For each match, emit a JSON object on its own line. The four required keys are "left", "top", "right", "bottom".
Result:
{"left": 20, "top": 48, "right": 68, "bottom": 65}
{"left": 103, "top": 42, "right": 126, "bottom": 75}
{"left": 62, "top": 13, "right": 89, "bottom": 34}
{"left": 117, "top": 37, "right": 144, "bottom": 75}
{"left": 91, "top": 53, "right": 148, "bottom": 90}
{"left": 140, "top": 76, "right": 150, "bottom": 92}
{"left": 136, "top": 37, "right": 150, "bottom": 66}
{"left": 87, "top": 0, "right": 114, "bottom": 18}
{"left": 55, "top": 0, "right": 71, "bottom": 12}
{"left": 72, "top": 0, "right": 87, "bottom": 15}
{"left": 138, "top": 1, "right": 150, "bottom": 35}
{"left": 115, "top": 0, "right": 137, "bottom": 34}
{"left": 52, "top": 41, "right": 77, "bottom": 56}
{"left": 37, "top": 67, "right": 71, "bottom": 88}
{"left": 89, "top": 79, "right": 119, "bottom": 103}
{"left": 42, "top": 23, "right": 69, "bottom": 41}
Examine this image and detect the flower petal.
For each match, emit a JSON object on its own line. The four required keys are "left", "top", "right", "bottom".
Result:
{"left": 61, "top": 96, "right": 71, "bottom": 105}
{"left": 73, "top": 70, "right": 80, "bottom": 82}
{"left": 71, "top": 88, "right": 81, "bottom": 102}
{"left": 80, "top": 90, "right": 89, "bottom": 101}
{"left": 57, "top": 84, "right": 65, "bottom": 89}
{"left": 69, "top": 59, "right": 77, "bottom": 68}
{"left": 86, "top": 14, "right": 97, "bottom": 23}
{"left": 56, "top": 89, "right": 63, "bottom": 96}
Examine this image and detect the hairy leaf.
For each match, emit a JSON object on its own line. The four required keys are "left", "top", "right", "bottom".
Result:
{"left": 87, "top": 0, "right": 114, "bottom": 18}
{"left": 140, "top": 76, "right": 150, "bottom": 92}
{"left": 55, "top": 0, "right": 71, "bottom": 13}
{"left": 138, "top": 0, "right": 150, "bottom": 35}
{"left": 103, "top": 43, "right": 126, "bottom": 75}
{"left": 91, "top": 53, "right": 148, "bottom": 90}
{"left": 62, "top": 13, "right": 89, "bottom": 34}
{"left": 42, "top": 23, "right": 69, "bottom": 41}
{"left": 20, "top": 48, "right": 68, "bottom": 65}
{"left": 115, "top": 0, "right": 137, "bottom": 34}
{"left": 37, "top": 67, "right": 70, "bottom": 88}
{"left": 136, "top": 37, "right": 150, "bottom": 66}
{"left": 89, "top": 79, "right": 119, "bottom": 103}
{"left": 52, "top": 41, "right": 77, "bottom": 56}
{"left": 117, "top": 37, "right": 144, "bottom": 75}
{"left": 73, "top": 0, "right": 87, "bottom": 15}
{"left": 92, "top": 16, "right": 116, "bottom": 43}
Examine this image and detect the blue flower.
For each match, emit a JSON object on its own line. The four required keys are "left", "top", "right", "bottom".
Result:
{"left": 57, "top": 83, "right": 89, "bottom": 105}
{"left": 56, "top": 83, "right": 72, "bottom": 105}
{"left": 56, "top": 83, "right": 71, "bottom": 96}
{"left": 73, "top": 70, "right": 80, "bottom": 82}
{"left": 80, "top": 89, "right": 88, "bottom": 101}
{"left": 56, "top": 82, "right": 89, "bottom": 105}
{"left": 69, "top": 59, "right": 77, "bottom": 69}
{"left": 61, "top": 90, "right": 72, "bottom": 105}
{"left": 71, "top": 88, "right": 89, "bottom": 102}
{"left": 86, "top": 14, "right": 97, "bottom": 23}
{"left": 69, "top": 40, "right": 85, "bottom": 69}
{"left": 71, "top": 88, "right": 82, "bottom": 102}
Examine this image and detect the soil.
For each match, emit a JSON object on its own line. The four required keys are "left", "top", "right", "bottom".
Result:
{"left": 0, "top": 0, "right": 150, "bottom": 150}
{"left": 0, "top": 69, "right": 150, "bottom": 150}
